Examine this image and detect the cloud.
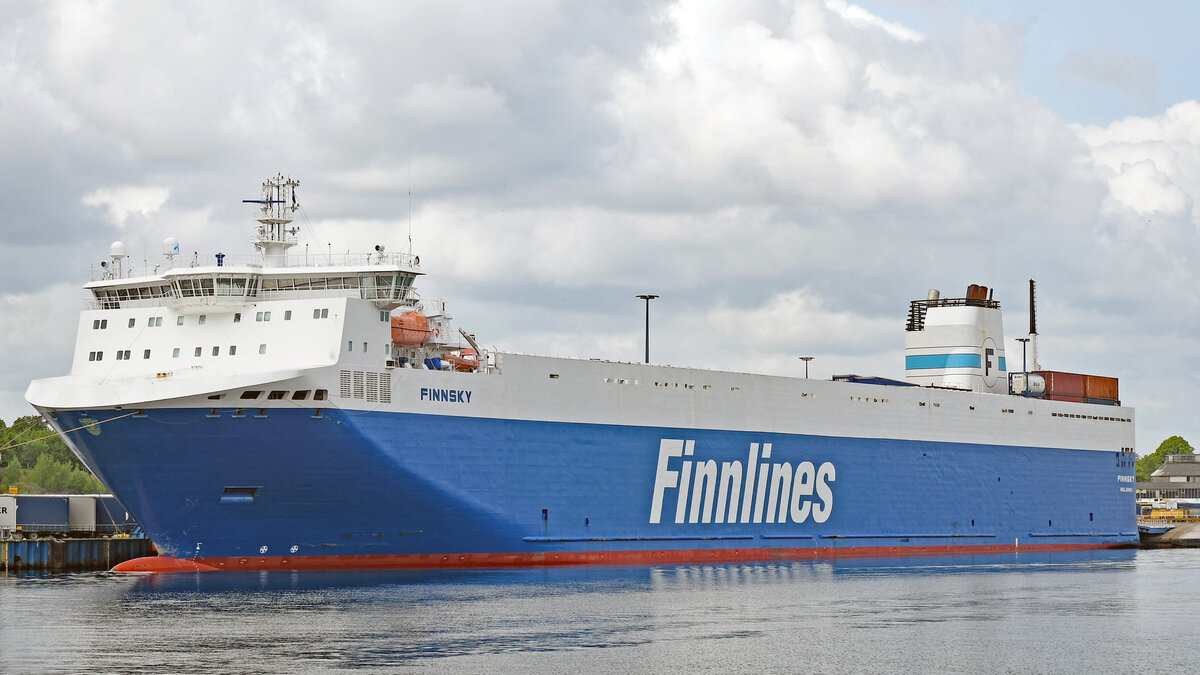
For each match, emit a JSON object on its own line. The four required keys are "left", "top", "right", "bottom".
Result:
{"left": 0, "top": 283, "right": 80, "bottom": 420}
{"left": 82, "top": 185, "right": 170, "bottom": 228}
{"left": 3, "top": 0, "right": 1200, "bottom": 455}
{"left": 1058, "top": 48, "right": 1158, "bottom": 110}
{"left": 825, "top": 0, "right": 925, "bottom": 43}
{"left": 1075, "top": 100, "right": 1200, "bottom": 243}
{"left": 601, "top": 0, "right": 1094, "bottom": 228}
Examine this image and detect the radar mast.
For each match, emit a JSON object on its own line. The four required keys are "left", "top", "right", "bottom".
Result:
{"left": 244, "top": 174, "right": 300, "bottom": 267}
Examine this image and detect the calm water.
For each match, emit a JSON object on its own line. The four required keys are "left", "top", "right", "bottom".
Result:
{"left": 1, "top": 549, "right": 1198, "bottom": 673}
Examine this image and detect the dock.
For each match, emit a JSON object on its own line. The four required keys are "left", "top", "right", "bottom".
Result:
{"left": 2, "top": 536, "right": 154, "bottom": 572}
{"left": 1, "top": 493, "right": 154, "bottom": 571}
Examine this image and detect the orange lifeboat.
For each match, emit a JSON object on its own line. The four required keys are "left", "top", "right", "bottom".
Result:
{"left": 442, "top": 349, "right": 478, "bottom": 372}
{"left": 391, "top": 311, "right": 433, "bottom": 347}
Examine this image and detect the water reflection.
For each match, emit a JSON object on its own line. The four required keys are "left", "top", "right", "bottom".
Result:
{"left": 0, "top": 548, "right": 1192, "bottom": 673}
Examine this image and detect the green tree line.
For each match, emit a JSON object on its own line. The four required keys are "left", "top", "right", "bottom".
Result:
{"left": 1137, "top": 435, "right": 1194, "bottom": 482}
{"left": 0, "top": 416, "right": 106, "bottom": 494}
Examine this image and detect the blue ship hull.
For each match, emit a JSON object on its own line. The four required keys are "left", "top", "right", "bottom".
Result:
{"left": 49, "top": 407, "right": 1138, "bottom": 570}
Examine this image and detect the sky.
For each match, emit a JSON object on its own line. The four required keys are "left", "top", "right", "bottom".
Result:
{"left": 2, "top": 0, "right": 1199, "bottom": 455}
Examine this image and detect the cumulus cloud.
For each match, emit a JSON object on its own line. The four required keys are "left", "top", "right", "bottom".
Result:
{"left": 3, "top": 0, "right": 1200, "bottom": 453}
{"left": 602, "top": 0, "right": 1093, "bottom": 230}
{"left": 1076, "top": 100, "right": 1200, "bottom": 229}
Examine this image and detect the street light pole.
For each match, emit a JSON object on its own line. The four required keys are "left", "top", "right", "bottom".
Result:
{"left": 636, "top": 294, "right": 658, "bottom": 364}
{"left": 1016, "top": 338, "right": 1030, "bottom": 397}
{"left": 799, "top": 356, "right": 814, "bottom": 378}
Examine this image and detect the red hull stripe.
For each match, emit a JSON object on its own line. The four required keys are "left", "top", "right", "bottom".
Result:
{"left": 113, "top": 542, "right": 1137, "bottom": 573}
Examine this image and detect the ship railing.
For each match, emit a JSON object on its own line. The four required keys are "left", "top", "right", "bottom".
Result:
{"left": 906, "top": 297, "right": 1001, "bottom": 331}
{"left": 90, "top": 251, "right": 420, "bottom": 281}
{"left": 1138, "top": 517, "right": 1200, "bottom": 526}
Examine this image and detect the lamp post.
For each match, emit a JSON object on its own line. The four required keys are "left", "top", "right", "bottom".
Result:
{"left": 636, "top": 294, "right": 658, "bottom": 363}
{"left": 799, "top": 356, "right": 814, "bottom": 378}
{"left": 1016, "top": 338, "right": 1030, "bottom": 397}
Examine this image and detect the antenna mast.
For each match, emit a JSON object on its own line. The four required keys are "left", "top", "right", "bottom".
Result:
{"left": 243, "top": 173, "right": 300, "bottom": 267}
{"left": 1028, "top": 279, "right": 1040, "bottom": 371}
{"left": 407, "top": 148, "right": 413, "bottom": 256}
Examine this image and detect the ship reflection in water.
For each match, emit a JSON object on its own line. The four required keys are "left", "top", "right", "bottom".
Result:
{"left": 6, "top": 548, "right": 1200, "bottom": 673}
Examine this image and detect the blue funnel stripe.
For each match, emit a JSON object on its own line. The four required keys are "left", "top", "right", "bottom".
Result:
{"left": 906, "top": 354, "right": 982, "bottom": 370}
{"left": 998, "top": 357, "right": 1007, "bottom": 371}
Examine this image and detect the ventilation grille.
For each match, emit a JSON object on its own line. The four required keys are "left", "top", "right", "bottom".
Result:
{"left": 365, "top": 372, "right": 379, "bottom": 401}
{"left": 339, "top": 369, "right": 392, "bottom": 403}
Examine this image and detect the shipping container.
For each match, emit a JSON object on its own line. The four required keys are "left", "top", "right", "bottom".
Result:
{"left": 1035, "top": 371, "right": 1086, "bottom": 397}
{"left": 1084, "top": 375, "right": 1119, "bottom": 401}
{"left": 95, "top": 496, "right": 134, "bottom": 533}
{"left": 68, "top": 496, "right": 97, "bottom": 533}
{"left": 14, "top": 495, "right": 69, "bottom": 532}
{"left": 1046, "top": 394, "right": 1085, "bottom": 403}
{"left": 0, "top": 495, "right": 15, "bottom": 530}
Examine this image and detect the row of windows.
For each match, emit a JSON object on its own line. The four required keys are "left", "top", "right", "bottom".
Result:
{"left": 170, "top": 345, "right": 267, "bottom": 358}
{"left": 1051, "top": 411, "right": 1131, "bottom": 423}
{"left": 92, "top": 274, "right": 415, "bottom": 307}
{"left": 347, "top": 340, "right": 392, "bottom": 354}
{"left": 90, "top": 349, "right": 153, "bottom": 361}
{"left": 92, "top": 308, "right": 333, "bottom": 330}
{"left": 205, "top": 389, "right": 329, "bottom": 402}
{"left": 175, "top": 276, "right": 259, "bottom": 298}
{"left": 92, "top": 284, "right": 172, "bottom": 308}
{"left": 89, "top": 345, "right": 270, "bottom": 362}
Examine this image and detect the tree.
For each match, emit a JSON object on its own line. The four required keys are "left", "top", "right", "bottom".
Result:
{"left": 1, "top": 416, "right": 107, "bottom": 494}
{"left": 0, "top": 456, "right": 22, "bottom": 491}
{"left": 1137, "top": 435, "right": 1195, "bottom": 482}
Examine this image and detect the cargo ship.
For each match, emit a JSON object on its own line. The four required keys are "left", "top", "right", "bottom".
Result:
{"left": 25, "top": 176, "right": 1138, "bottom": 572}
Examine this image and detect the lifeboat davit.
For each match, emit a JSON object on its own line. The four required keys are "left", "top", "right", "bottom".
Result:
{"left": 391, "top": 311, "right": 433, "bottom": 347}
{"left": 442, "top": 349, "right": 478, "bottom": 372}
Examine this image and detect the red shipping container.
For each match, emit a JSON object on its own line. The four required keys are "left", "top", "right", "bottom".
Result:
{"left": 1035, "top": 371, "right": 1085, "bottom": 397}
{"left": 1084, "top": 375, "right": 1119, "bottom": 401}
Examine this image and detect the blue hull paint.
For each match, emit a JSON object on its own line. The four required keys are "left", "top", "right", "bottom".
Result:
{"left": 52, "top": 408, "right": 1138, "bottom": 561}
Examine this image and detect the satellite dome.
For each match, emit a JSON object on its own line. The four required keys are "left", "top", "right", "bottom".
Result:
{"left": 109, "top": 241, "right": 128, "bottom": 259}
{"left": 163, "top": 237, "right": 180, "bottom": 255}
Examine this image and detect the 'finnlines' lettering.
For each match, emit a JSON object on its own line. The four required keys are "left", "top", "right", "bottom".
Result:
{"left": 650, "top": 439, "right": 836, "bottom": 525}
{"left": 420, "top": 388, "right": 472, "bottom": 403}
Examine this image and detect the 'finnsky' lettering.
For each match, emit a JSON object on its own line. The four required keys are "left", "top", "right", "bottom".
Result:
{"left": 419, "top": 388, "right": 473, "bottom": 403}
{"left": 650, "top": 439, "right": 836, "bottom": 525}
